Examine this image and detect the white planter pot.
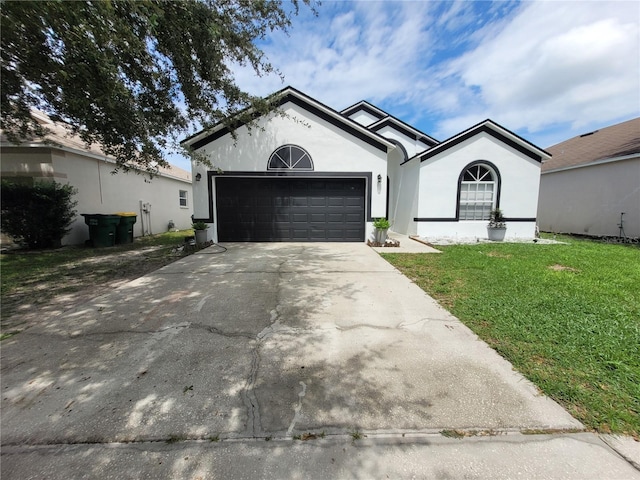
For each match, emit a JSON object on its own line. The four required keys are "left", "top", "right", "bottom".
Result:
{"left": 195, "top": 229, "right": 208, "bottom": 244}
{"left": 487, "top": 227, "right": 506, "bottom": 241}
{"left": 374, "top": 228, "right": 389, "bottom": 244}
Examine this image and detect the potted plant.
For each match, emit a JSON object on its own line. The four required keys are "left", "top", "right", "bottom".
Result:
{"left": 487, "top": 208, "right": 506, "bottom": 241}
{"left": 373, "top": 217, "right": 391, "bottom": 244}
{"left": 192, "top": 221, "right": 209, "bottom": 244}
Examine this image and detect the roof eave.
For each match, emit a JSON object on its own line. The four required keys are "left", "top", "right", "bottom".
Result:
{"left": 542, "top": 153, "right": 639, "bottom": 174}
{"left": 417, "top": 119, "right": 550, "bottom": 163}
{"left": 368, "top": 116, "right": 439, "bottom": 145}
{"left": 181, "top": 87, "right": 396, "bottom": 152}
{"left": 1, "top": 141, "right": 193, "bottom": 183}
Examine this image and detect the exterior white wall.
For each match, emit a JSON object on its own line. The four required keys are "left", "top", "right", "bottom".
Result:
{"left": 538, "top": 157, "right": 640, "bottom": 237}
{"left": 192, "top": 102, "right": 388, "bottom": 242}
{"left": 346, "top": 111, "right": 382, "bottom": 127}
{"left": 1, "top": 148, "right": 193, "bottom": 245}
{"left": 415, "top": 133, "right": 541, "bottom": 240}
{"left": 390, "top": 158, "right": 419, "bottom": 236}
{"left": 375, "top": 125, "right": 425, "bottom": 158}
{"left": 415, "top": 221, "right": 537, "bottom": 240}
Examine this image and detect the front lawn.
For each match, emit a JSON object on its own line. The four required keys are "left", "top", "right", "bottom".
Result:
{"left": 1, "top": 230, "right": 195, "bottom": 338}
{"left": 382, "top": 236, "right": 640, "bottom": 438}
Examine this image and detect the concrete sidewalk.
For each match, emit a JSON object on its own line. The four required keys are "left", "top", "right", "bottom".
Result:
{"left": 1, "top": 242, "right": 637, "bottom": 479}
{"left": 2, "top": 433, "right": 638, "bottom": 479}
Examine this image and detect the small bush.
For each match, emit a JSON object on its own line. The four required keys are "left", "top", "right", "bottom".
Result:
{"left": 373, "top": 217, "right": 390, "bottom": 229}
{"left": 192, "top": 221, "right": 208, "bottom": 231}
{"left": 1, "top": 180, "right": 78, "bottom": 249}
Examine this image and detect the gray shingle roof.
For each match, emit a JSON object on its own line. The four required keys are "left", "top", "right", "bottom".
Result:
{"left": 543, "top": 117, "right": 640, "bottom": 172}
{"left": 1, "top": 110, "right": 192, "bottom": 182}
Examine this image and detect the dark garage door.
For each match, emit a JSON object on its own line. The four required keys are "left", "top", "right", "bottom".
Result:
{"left": 216, "top": 177, "right": 366, "bottom": 242}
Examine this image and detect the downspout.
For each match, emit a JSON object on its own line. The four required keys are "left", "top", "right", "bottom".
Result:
{"left": 139, "top": 200, "right": 145, "bottom": 236}
{"left": 97, "top": 159, "right": 104, "bottom": 204}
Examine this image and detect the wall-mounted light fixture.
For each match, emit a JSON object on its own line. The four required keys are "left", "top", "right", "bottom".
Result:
{"left": 377, "top": 174, "right": 382, "bottom": 185}
{"left": 195, "top": 173, "right": 202, "bottom": 182}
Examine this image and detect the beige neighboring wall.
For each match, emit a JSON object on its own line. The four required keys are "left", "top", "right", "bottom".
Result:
{"left": 1, "top": 112, "right": 193, "bottom": 245}
{"left": 538, "top": 157, "right": 640, "bottom": 238}
{"left": 538, "top": 117, "right": 640, "bottom": 238}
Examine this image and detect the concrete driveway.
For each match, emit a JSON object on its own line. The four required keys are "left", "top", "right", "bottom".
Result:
{"left": 2, "top": 243, "right": 637, "bottom": 479}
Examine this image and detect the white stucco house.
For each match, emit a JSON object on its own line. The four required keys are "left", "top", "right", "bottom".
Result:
{"left": 538, "top": 117, "right": 640, "bottom": 238}
{"left": 1, "top": 111, "right": 193, "bottom": 245}
{"left": 182, "top": 87, "right": 549, "bottom": 243}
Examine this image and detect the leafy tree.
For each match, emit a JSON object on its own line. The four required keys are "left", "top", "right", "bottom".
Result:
{"left": 1, "top": 0, "right": 312, "bottom": 174}
{"left": 1, "top": 181, "right": 78, "bottom": 249}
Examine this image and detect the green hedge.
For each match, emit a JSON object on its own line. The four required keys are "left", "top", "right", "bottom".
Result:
{"left": 1, "top": 180, "right": 78, "bottom": 249}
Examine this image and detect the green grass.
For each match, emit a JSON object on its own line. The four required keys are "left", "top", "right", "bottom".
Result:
{"left": 382, "top": 236, "right": 640, "bottom": 438}
{"left": 1, "top": 230, "right": 194, "bottom": 336}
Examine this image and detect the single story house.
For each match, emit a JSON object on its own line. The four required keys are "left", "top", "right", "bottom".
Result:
{"left": 538, "top": 117, "right": 640, "bottom": 239}
{"left": 182, "top": 87, "right": 550, "bottom": 243}
{"left": 1, "top": 110, "right": 193, "bottom": 245}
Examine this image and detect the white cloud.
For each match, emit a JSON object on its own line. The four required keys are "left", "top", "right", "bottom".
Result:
{"left": 234, "top": 1, "right": 438, "bottom": 109}
{"left": 229, "top": 0, "right": 638, "bottom": 148}
{"left": 434, "top": 1, "right": 640, "bottom": 141}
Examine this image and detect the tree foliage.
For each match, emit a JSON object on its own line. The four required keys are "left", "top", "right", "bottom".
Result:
{"left": 1, "top": 181, "right": 78, "bottom": 249}
{"left": 1, "top": 0, "right": 311, "bottom": 174}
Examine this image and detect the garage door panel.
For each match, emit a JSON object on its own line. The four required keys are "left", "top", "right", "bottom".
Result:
{"left": 327, "top": 229, "right": 349, "bottom": 240}
{"left": 217, "top": 177, "right": 365, "bottom": 242}
{"left": 309, "top": 197, "right": 326, "bottom": 207}
{"left": 309, "top": 229, "right": 328, "bottom": 239}
{"left": 271, "top": 214, "right": 289, "bottom": 223}
{"left": 345, "top": 197, "right": 364, "bottom": 207}
{"left": 309, "top": 213, "right": 327, "bottom": 222}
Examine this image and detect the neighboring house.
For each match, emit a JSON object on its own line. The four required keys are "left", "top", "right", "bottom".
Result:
{"left": 538, "top": 117, "right": 640, "bottom": 238}
{"left": 182, "top": 86, "right": 549, "bottom": 243}
{"left": 0, "top": 110, "right": 193, "bottom": 245}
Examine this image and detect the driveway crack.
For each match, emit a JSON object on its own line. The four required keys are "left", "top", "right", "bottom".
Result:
{"left": 241, "top": 253, "right": 298, "bottom": 437}
{"left": 242, "top": 343, "right": 262, "bottom": 437}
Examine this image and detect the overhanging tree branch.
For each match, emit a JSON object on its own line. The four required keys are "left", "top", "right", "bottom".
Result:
{"left": 0, "top": 0, "right": 315, "bottom": 175}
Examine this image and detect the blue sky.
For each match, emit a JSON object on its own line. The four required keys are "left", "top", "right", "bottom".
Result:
{"left": 172, "top": 0, "right": 639, "bottom": 170}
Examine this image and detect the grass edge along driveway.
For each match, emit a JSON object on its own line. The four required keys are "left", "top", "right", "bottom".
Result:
{"left": 0, "top": 230, "right": 197, "bottom": 337}
{"left": 382, "top": 236, "right": 639, "bottom": 439}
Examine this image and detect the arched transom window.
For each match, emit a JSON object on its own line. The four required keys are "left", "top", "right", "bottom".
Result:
{"left": 459, "top": 163, "right": 498, "bottom": 220}
{"left": 267, "top": 145, "right": 313, "bottom": 170}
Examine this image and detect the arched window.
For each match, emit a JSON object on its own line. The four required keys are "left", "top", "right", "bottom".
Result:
{"left": 458, "top": 162, "right": 500, "bottom": 220}
{"left": 267, "top": 145, "right": 313, "bottom": 170}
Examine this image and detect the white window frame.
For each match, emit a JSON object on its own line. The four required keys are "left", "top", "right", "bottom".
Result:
{"left": 267, "top": 145, "right": 314, "bottom": 170}
{"left": 459, "top": 163, "right": 497, "bottom": 221}
{"left": 179, "top": 189, "right": 188, "bottom": 208}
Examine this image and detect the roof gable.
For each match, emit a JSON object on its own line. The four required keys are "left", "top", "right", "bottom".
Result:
{"left": 182, "top": 87, "right": 395, "bottom": 153}
{"left": 340, "top": 100, "right": 388, "bottom": 122}
{"left": 341, "top": 101, "right": 439, "bottom": 148}
{"left": 412, "top": 119, "right": 550, "bottom": 164}
{"left": 543, "top": 117, "right": 640, "bottom": 172}
{"left": 368, "top": 116, "right": 439, "bottom": 147}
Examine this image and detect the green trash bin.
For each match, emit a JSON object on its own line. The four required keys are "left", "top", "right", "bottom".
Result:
{"left": 82, "top": 214, "right": 121, "bottom": 247}
{"left": 115, "top": 213, "right": 137, "bottom": 245}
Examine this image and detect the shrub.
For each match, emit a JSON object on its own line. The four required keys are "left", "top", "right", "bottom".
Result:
{"left": 192, "top": 221, "right": 208, "bottom": 231}
{"left": 373, "top": 217, "right": 390, "bottom": 229}
{"left": 488, "top": 208, "right": 506, "bottom": 228}
{"left": 1, "top": 180, "right": 78, "bottom": 249}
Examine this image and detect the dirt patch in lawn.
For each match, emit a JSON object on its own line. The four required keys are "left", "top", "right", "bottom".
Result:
{"left": 548, "top": 264, "right": 580, "bottom": 273}
{"left": 1, "top": 243, "right": 193, "bottom": 337}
